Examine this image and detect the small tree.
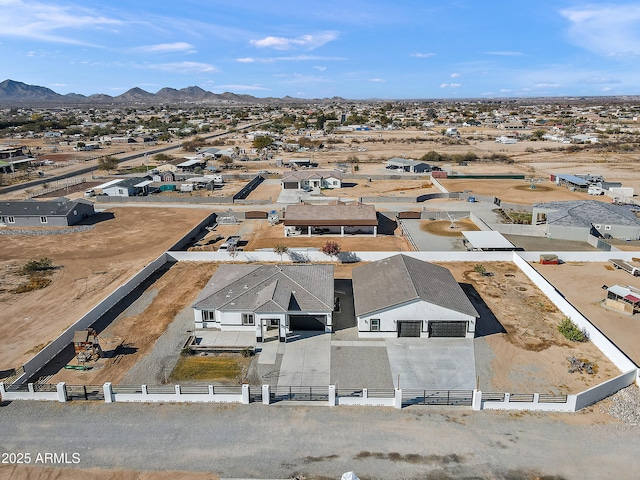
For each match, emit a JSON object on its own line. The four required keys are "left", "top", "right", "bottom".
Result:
{"left": 274, "top": 243, "right": 288, "bottom": 261}
{"left": 252, "top": 136, "right": 274, "bottom": 150}
{"left": 321, "top": 241, "right": 341, "bottom": 259}
{"left": 474, "top": 264, "right": 486, "bottom": 275}
{"left": 98, "top": 156, "right": 119, "bottom": 174}
{"left": 219, "top": 155, "right": 234, "bottom": 170}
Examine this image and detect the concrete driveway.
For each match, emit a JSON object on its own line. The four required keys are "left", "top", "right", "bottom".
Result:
{"left": 385, "top": 338, "right": 476, "bottom": 390}
{"left": 277, "top": 331, "right": 331, "bottom": 387}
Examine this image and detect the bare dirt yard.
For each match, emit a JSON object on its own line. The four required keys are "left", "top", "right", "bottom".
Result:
{"left": 444, "top": 262, "right": 620, "bottom": 394}
{"left": 533, "top": 261, "right": 640, "bottom": 366}
{"left": 438, "top": 178, "right": 610, "bottom": 204}
{"left": 241, "top": 218, "right": 411, "bottom": 252}
{"left": 327, "top": 179, "right": 439, "bottom": 199}
{"left": 48, "top": 261, "right": 219, "bottom": 385}
{"left": 0, "top": 207, "right": 210, "bottom": 372}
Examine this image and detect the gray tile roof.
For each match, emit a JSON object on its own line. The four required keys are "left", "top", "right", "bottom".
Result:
{"left": 0, "top": 198, "right": 93, "bottom": 217}
{"left": 535, "top": 200, "right": 640, "bottom": 228}
{"left": 352, "top": 255, "right": 478, "bottom": 318}
{"left": 192, "top": 264, "right": 334, "bottom": 314}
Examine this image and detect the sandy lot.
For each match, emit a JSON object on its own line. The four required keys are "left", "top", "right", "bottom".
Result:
{"left": 533, "top": 261, "right": 640, "bottom": 366}
{"left": 438, "top": 178, "right": 611, "bottom": 204}
{"left": 0, "top": 207, "right": 210, "bottom": 371}
{"left": 444, "top": 262, "right": 620, "bottom": 394}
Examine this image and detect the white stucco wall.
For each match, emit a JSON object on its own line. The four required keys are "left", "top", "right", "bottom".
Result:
{"left": 357, "top": 299, "right": 475, "bottom": 338}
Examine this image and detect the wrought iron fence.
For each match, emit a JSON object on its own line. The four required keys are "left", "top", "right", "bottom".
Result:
{"left": 402, "top": 389, "right": 473, "bottom": 407}
{"left": 270, "top": 386, "right": 329, "bottom": 402}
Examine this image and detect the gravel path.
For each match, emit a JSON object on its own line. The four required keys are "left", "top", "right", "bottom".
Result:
{"left": 600, "top": 385, "right": 640, "bottom": 425}
{"left": 1, "top": 400, "right": 639, "bottom": 479}
{"left": 119, "top": 305, "right": 193, "bottom": 385}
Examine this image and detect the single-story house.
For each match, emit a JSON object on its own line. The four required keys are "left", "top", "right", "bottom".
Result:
{"left": 284, "top": 201, "right": 378, "bottom": 236}
{"left": 97, "top": 177, "right": 151, "bottom": 197}
{"left": 0, "top": 198, "right": 95, "bottom": 227}
{"left": 352, "top": 255, "right": 479, "bottom": 338}
{"left": 192, "top": 264, "right": 334, "bottom": 342}
{"left": 532, "top": 200, "right": 640, "bottom": 241}
{"left": 176, "top": 157, "right": 207, "bottom": 171}
{"left": 386, "top": 158, "right": 431, "bottom": 173}
{"left": 281, "top": 170, "right": 342, "bottom": 190}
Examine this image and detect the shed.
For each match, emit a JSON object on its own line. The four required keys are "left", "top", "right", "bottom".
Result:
{"left": 462, "top": 231, "right": 517, "bottom": 251}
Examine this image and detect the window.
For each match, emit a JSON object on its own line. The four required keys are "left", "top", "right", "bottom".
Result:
{"left": 242, "top": 313, "right": 255, "bottom": 325}
{"left": 8, "top": 216, "right": 15, "bottom": 224}
{"left": 371, "top": 319, "right": 380, "bottom": 332}
{"left": 594, "top": 224, "right": 601, "bottom": 229}
{"left": 40, "top": 216, "right": 47, "bottom": 224}
{"left": 604, "top": 225, "right": 611, "bottom": 231}
{"left": 201, "top": 310, "right": 215, "bottom": 321}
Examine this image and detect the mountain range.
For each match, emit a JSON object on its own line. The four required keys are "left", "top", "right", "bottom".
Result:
{"left": 0, "top": 79, "right": 344, "bottom": 106}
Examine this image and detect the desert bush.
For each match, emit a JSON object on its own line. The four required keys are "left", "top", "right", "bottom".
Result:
{"left": 558, "top": 317, "right": 589, "bottom": 342}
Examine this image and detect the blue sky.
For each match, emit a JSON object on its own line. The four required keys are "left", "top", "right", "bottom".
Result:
{"left": 2, "top": 0, "right": 640, "bottom": 99}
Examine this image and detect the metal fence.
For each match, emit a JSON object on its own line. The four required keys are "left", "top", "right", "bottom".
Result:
{"left": 402, "top": 390, "right": 473, "bottom": 407}
{"left": 66, "top": 385, "right": 105, "bottom": 401}
{"left": 270, "top": 386, "right": 329, "bottom": 402}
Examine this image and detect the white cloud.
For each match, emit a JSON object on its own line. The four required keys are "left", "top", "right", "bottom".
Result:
{"left": 143, "top": 61, "right": 217, "bottom": 73}
{"left": 250, "top": 31, "right": 339, "bottom": 50}
{"left": 534, "top": 83, "right": 561, "bottom": 88}
{"left": 450, "top": 73, "right": 460, "bottom": 78}
{"left": 313, "top": 66, "right": 327, "bottom": 71}
{"left": 369, "top": 78, "right": 385, "bottom": 83}
{"left": 484, "top": 51, "right": 524, "bottom": 56}
{"left": 237, "top": 54, "right": 346, "bottom": 63}
{"left": 440, "top": 83, "right": 461, "bottom": 88}
{"left": 213, "top": 84, "right": 268, "bottom": 92}
{"left": 560, "top": 5, "right": 640, "bottom": 57}
{"left": 411, "top": 52, "right": 435, "bottom": 58}
{"left": 0, "top": 0, "right": 122, "bottom": 45}
{"left": 130, "top": 42, "right": 196, "bottom": 54}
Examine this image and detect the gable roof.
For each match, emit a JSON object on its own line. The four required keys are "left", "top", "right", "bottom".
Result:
{"left": 0, "top": 198, "right": 94, "bottom": 217}
{"left": 192, "top": 264, "right": 334, "bottom": 313}
{"left": 281, "top": 170, "right": 343, "bottom": 182}
{"left": 352, "top": 254, "right": 478, "bottom": 318}
{"left": 284, "top": 202, "right": 377, "bottom": 226}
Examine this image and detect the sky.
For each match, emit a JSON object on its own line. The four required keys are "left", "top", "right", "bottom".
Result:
{"left": 2, "top": 0, "right": 640, "bottom": 100}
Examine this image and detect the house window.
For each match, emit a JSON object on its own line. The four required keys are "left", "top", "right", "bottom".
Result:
{"left": 8, "top": 216, "right": 15, "bottom": 224}
{"left": 604, "top": 225, "right": 611, "bottom": 231}
{"left": 371, "top": 319, "right": 380, "bottom": 332}
{"left": 40, "top": 216, "right": 47, "bottom": 224}
{"left": 594, "top": 224, "right": 601, "bottom": 229}
{"left": 242, "top": 313, "right": 255, "bottom": 325}
{"left": 201, "top": 310, "right": 215, "bottom": 321}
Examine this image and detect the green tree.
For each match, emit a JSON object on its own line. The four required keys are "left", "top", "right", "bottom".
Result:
{"left": 219, "top": 155, "right": 233, "bottom": 169}
{"left": 154, "top": 153, "right": 173, "bottom": 164}
{"left": 253, "top": 136, "right": 274, "bottom": 150}
{"left": 97, "top": 156, "right": 119, "bottom": 174}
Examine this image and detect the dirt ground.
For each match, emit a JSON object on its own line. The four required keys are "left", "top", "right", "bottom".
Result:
{"left": 420, "top": 218, "right": 480, "bottom": 236}
{"left": 443, "top": 262, "right": 620, "bottom": 394}
{"left": 48, "top": 262, "right": 219, "bottom": 385}
{"left": 438, "top": 178, "right": 611, "bottom": 204}
{"left": 0, "top": 466, "right": 220, "bottom": 480}
{"left": 241, "top": 218, "right": 411, "bottom": 252}
{"left": 0, "top": 207, "right": 211, "bottom": 372}
{"left": 533, "top": 261, "right": 640, "bottom": 366}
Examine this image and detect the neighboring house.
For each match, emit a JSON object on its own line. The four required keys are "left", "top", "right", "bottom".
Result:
{"left": 386, "top": 158, "right": 431, "bottom": 173}
{"left": 352, "top": 255, "right": 479, "bottom": 338}
{"left": 532, "top": 200, "right": 640, "bottom": 241}
{"left": 281, "top": 170, "right": 342, "bottom": 190}
{"left": 604, "top": 285, "right": 640, "bottom": 315}
{"left": 176, "top": 157, "right": 207, "bottom": 171}
{"left": 192, "top": 264, "right": 335, "bottom": 342}
{"left": 98, "top": 177, "right": 151, "bottom": 197}
{"left": 284, "top": 201, "right": 378, "bottom": 236}
{"left": 0, "top": 198, "right": 95, "bottom": 227}
{"left": 571, "top": 134, "right": 599, "bottom": 144}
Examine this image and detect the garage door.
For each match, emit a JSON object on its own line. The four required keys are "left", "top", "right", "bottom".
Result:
{"left": 289, "top": 315, "right": 326, "bottom": 331}
{"left": 428, "top": 321, "right": 466, "bottom": 338}
{"left": 398, "top": 321, "right": 422, "bottom": 337}
{"left": 283, "top": 182, "right": 299, "bottom": 189}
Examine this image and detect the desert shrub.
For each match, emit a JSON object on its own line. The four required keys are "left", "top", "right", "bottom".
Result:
{"left": 22, "top": 258, "right": 53, "bottom": 275}
{"left": 558, "top": 317, "right": 589, "bottom": 342}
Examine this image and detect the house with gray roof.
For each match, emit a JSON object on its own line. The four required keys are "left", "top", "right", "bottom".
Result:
{"left": 281, "top": 170, "right": 342, "bottom": 190}
{"left": 386, "top": 157, "right": 431, "bottom": 173}
{"left": 532, "top": 200, "right": 640, "bottom": 241}
{"left": 352, "top": 255, "right": 478, "bottom": 338}
{"left": 0, "top": 198, "right": 95, "bottom": 227}
{"left": 192, "top": 264, "right": 334, "bottom": 343}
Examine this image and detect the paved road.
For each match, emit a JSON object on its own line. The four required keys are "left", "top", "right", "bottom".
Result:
{"left": 0, "top": 400, "right": 638, "bottom": 479}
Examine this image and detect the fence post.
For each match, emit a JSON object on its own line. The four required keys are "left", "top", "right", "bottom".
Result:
{"left": 472, "top": 390, "right": 482, "bottom": 411}
{"left": 394, "top": 388, "right": 402, "bottom": 409}
{"left": 28, "top": 383, "right": 35, "bottom": 393}
{"left": 363, "top": 388, "right": 368, "bottom": 399}
{"left": 262, "top": 385, "right": 270, "bottom": 405}
{"left": 533, "top": 393, "right": 540, "bottom": 405}
{"left": 242, "top": 384, "right": 250, "bottom": 404}
{"left": 142, "top": 385, "right": 148, "bottom": 395}
{"left": 329, "top": 385, "right": 336, "bottom": 407}
{"left": 56, "top": 382, "right": 67, "bottom": 403}
{"left": 103, "top": 383, "right": 113, "bottom": 403}
{"left": 208, "top": 385, "right": 214, "bottom": 399}
{"left": 0, "top": 383, "right": 5, "bottom": 398}
{"left": 175, "top": 385, "right": 181, "bottom": 397}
